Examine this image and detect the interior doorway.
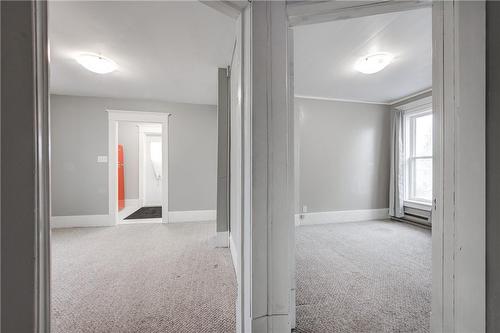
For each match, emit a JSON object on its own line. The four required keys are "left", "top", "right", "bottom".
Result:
{"left": 115, "top": 121, "right": 165, "bottom": 223}
{"left": 142, "top": 133, "right": 162, "bottom": 206}
{"left": 287, "top": 1, "right": 486, "bottom": 332}
{"left": 290, "top": 3, "right": 433, "bottom": 332}
{"left": 108, "top": 111, "right": 170, "bottom": 224}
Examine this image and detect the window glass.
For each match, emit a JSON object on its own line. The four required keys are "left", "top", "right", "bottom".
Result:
{"left": 150, "top": 141, "right": 162, "bottom": 163}
{"left": 415, "top": 114, "right": 432, "bottom": 157}
{"left": 404, "top": 109, "right": 433, "bottom": 204}
{"left": 414, "top": 158, "right": 432, "bottom": 201}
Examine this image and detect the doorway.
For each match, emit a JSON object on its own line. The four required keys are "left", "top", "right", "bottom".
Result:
{"left": 45, "top": 1, "right": 237, "bottom": 332}
{"left": 292, "top": 6, "right": 432, "bottom": 331}
{"left": 108, "top": 111, "right": 170, "bottom": 224}
{"left": 287, "top": 1, "right": 486, "bottom": 332}
{"left": 142, "top": 133, "right": 162, "bottom": 206}
{"left": 1, "top": 1, "right": 486, "bottom": 332}
{"left": 115, "top": 122, "right": 165, "bottom": 223}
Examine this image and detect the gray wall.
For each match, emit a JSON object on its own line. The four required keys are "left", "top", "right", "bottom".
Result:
{"left": 50, "top": 94, "right": 217, "bottom": 216}
{"left": 1, "top": 2, "right": 39, "bottom": 331}
{"left": 486, "top": 2, "right": 500, "bottom": 331}
{"left": 216, "top": 68, "right": 230, "bottom": 233}
{"left": 118, "top": 122, "right": 140, "bottom": 200}
{"left": 296, "top": 97, "right": 391, "bottom": 213}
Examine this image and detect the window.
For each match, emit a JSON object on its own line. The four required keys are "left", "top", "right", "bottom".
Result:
{"left": 404, "top": 109, "right": 433, "bottom": 205}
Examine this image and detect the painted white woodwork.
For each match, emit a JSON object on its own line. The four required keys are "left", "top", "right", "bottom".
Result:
{"left": 249, "top": 2, "right": 292, "bottom": 331}
{"left": 107, "top": 110, "right": 170, "bottom": 224}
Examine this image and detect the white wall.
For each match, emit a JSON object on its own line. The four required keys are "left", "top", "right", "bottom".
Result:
{"left": 296, "top": 97, "right": 391, "bottom": 214}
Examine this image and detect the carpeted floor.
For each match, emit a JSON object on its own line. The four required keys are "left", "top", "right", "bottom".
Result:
{"left": 51, "top": 222, "right": 236, "bottom": 333}
{"left": 295, "top": 220, "right": 431, "bottom": 333}
{"left": 52, "top": 219, "right": 430, "bottom": 333}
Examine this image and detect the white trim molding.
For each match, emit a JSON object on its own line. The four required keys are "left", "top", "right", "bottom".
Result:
{"left": 168, "top": 210, "right": 216, "bottom": 223}
{"left": 404, "top": 200, "right": 432, "bottom": 212}
{"left": 295, "top": 94, "right": 390, "bottom": 106}
{"left": 107, "top": 110, "right": 170, "bottom": 224}
{"left": 50, "top": 215, "right": 113, "bottom": 229}
{"left": 137, "top": 123, "right": 162, "bottom": 207}
{"left": 295, "top": 208, "right": 390, "bottom": 226}
{"left": 390, "top": 88, "right": 432, "bottom": 106}
{"left": 431, "top": 2, "right": 485, "bottom": 331}
{"left": 199, "top": 1, "right": 246, "bottom": 19}
{"left": 287, "top": 0, "right": 430, "bottom": 27}
{"left": 216, "top": 231, "right": 229, "bottom": 248}
{"left": 229, "top": 234, "right": 238, "bottom": 274}
{"left": 395, "top": 95, "right": 432, "bottom": 113}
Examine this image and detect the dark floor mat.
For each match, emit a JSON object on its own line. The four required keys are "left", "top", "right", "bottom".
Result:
{"left": 124, "top": 206, "right": 162, "bottom": 219}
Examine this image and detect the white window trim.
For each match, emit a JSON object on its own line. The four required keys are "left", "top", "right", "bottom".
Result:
{"left": 400, "top": 99, "right": 433, "bottom": 206}
{"left": 404, "top": 199, "right": 432, "bottom": 212}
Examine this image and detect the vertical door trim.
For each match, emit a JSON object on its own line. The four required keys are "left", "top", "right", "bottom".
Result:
{"left": 138, "top": 124, "right": 162, "bottom": 208}
{"left": 107, "top": 110, "right": 170, "bottom": 224}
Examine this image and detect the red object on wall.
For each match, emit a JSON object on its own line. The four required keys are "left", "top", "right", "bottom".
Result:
{"left": 118, "top": 144, "right": 125, "bottom": 211}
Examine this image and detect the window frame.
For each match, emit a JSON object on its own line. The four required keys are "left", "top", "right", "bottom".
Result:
{"left": 403, "top": 107, "right": 433, "bottom": 206}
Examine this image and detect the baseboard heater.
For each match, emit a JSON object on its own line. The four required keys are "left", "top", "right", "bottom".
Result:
{"left": 392, "top": 206, "right": 431, "bottom": 228}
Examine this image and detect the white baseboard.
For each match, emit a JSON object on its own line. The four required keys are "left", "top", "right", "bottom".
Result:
{"left": 52, "top": 210, "right": 217, "bottom": 228}
{"left": 168, "top": 210, "right": 216, "bottom": 223}
{"left": 229, "top": 234, "right": 238, "bottom": 273}
{"left": 51, "top": 214, "right": 113, "bottom": 229}
{"left": 290, "top": 288, "right": 296, "bottom": 329}
{"left": 295, "top": 208, "right": 389, "bottom": 226}
{"left": 253, "top": 315, "right": 290, "bottom": 332}
{"left": 215, "top": 231, "right": 229, "bottom": 248}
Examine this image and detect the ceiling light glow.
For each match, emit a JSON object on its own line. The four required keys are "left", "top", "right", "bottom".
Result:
{"left": 76, "top": 53, "right": 118, "bottom": 74}
{"left": 354, "top": 52, "right": 394, "bottom": 74}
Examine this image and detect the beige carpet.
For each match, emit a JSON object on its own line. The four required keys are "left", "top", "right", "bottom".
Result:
{"left": 296, "top": 220, "right": 431, "bottom": 333}
{"left": 51, "top": 222, "right": 236, "bottom": 333}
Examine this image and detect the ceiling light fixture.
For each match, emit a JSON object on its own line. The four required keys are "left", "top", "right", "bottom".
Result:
{"left": 76, "top": 53, "right": 118, "bottom": 74}
{"left": 354, "top": 52, "right": 394, "bottom": 74}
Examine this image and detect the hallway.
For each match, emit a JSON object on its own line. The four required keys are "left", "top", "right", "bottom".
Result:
{"left": 51, "top": 222, "right": 236, "bottom": 333}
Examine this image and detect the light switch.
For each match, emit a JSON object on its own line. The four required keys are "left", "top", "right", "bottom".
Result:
{"left": 97, "top": 155, "right": 108, "bottom": 163}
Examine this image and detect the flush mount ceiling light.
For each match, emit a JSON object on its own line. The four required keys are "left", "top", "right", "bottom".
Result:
{"left": 76, "top": 53, "right": 118, "bottom": 74}
{"left": 354, "top": 52, "right": 394, "bottom": 74}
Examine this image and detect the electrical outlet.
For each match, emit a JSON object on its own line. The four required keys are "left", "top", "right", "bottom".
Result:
{"left": 302, "top": 205, "right": 308, "bottom": 213}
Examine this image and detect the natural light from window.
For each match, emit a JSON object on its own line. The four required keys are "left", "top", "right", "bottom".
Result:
{"left": 405, "top": 111, "right": 433, "bottom": 204}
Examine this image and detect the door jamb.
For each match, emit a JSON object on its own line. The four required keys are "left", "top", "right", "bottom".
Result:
{"left": 137, "top": 124, "right": 163, "bottom": 207}
{"left": 31, "top": 1, "right": 486, "bottom": 332}
{"left": 286, "top": 1, "right": 486, "bottom": 332}
{"left": 107, "top": 110, "right": 170, "bottom": 224}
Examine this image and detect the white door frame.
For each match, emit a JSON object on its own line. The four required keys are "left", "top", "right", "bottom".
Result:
{"left": 107, "top": 110, "right": 170, "bottom": 224}
{"left": 137, "top": 124, "right": 163, "bottom": 207}
{"left": 29, "top": 1, "right": 485, "bottom": 332}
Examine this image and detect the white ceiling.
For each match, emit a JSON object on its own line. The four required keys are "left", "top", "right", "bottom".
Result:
{"left": 49, "top": 1, "right": 236, "bottom": 105}
{"left": 294, "top": 8, "right": 432, "bottom": 104}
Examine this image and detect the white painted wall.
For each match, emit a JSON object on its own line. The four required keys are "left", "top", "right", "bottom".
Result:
{"left": 144, "top": 134, "right": 162, "bottom": 206}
